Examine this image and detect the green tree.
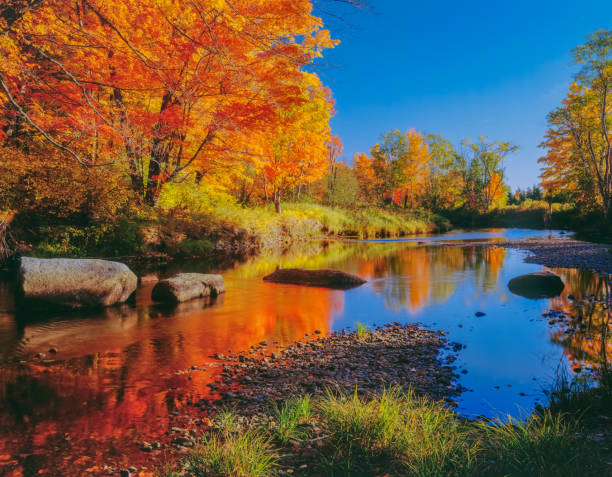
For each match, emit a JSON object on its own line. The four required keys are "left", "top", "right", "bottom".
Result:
{"left": 460, "top": 138, "right": 518, "bottom": 212}
{"left": 423, "top": 134, "right": 465, "bottom": 210}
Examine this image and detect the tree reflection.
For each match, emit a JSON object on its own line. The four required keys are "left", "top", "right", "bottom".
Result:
{"left": 548, "top": 268, "right": 611, "bottom": 375}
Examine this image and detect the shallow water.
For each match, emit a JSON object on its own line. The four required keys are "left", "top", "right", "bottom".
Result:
{"left": 0, "top": 228, "right": 609, "bottom": 474}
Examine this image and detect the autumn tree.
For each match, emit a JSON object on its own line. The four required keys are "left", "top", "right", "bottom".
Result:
{"left": 362, "top": 129, "right": 431, "bottom": 207}
{"left": 422, "top": 134, "right": 465, "bottom": 210}
{"left": 460, "top": 137, "right": 517, "bottom": 212}
{"left": 0, "top": 0, "right": 338, "bottom": 207}
{"left": 256, "top": 73, "right": 334, "bottom": 213}
{"left": 539, "top": 30, "right": 612, "bottom": 216}
{"left": 353, "top": 152, "right": 377, "bottom": 202}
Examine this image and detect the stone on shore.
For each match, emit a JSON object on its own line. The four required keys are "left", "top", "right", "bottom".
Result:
{"left": 18, "top": 257, "right": 137, "bottom": 308}
{"left": 263, "top": 268, "right": 366, "bottom": 289}
{"left": 508, "top": 271, "right": 565, "bottom": 299}
{"left": 152, "top": 273, "right": 225, "bottom": 303}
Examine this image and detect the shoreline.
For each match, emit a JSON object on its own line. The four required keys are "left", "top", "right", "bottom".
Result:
{"left": 207, "top": 323, "right": 464, "bottom": 414}
{"left": 155, "top": 321, "right": 609, "bottom": 477}
{"left": 456, "top": 237, "right": 612, "bottom": 275}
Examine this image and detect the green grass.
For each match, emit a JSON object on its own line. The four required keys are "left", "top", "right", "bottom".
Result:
{"left": 355, "top": 322, "right": 371, "bottom": 340}
{"left": 184, "top": 431, "right": 277, "bottom": 477}
{"left": 273, "top": 395, "right": 313, "bottom": 444}
{"left": 317, "top": 388, "right": 477, "bottom": 476}
{"left": 161, "top": 387, "right": 604, "bottom": 476}
{"left": 476, "top": 411, "right": 588, "bottom": 477}
{"left": 207, "top": 202, "right": 450, "bottom": 241}
{"left": 546, "top": 367, "right": 595, "bottom": 414}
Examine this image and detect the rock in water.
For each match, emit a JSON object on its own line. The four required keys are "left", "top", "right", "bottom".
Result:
{"left": 152, "top": 273, "right": 225, "bottom": 303}
{"left": 19, "top": 257, "right": 137, "bottom": 308}
{"left": 263, "top": 268, "right": 366, "bottom": 289}
{"left": 507, "top": 272, "right": 564, "bottom": 299}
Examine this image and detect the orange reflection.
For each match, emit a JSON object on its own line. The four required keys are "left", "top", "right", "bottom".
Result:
{"left": 0, "top": 277, "right": 341, "bottom": 475}
{"left": 547, "top": 268, "right": 612, "bottom": 373}
{"left": 356, "top": 245, "right": 506, "bottom": 313}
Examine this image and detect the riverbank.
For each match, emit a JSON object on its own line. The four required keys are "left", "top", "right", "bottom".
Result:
{"left": 4, "top": 204, "right": 450, "bottom": 265}
{"left": 154, "top": 325, "right": 607, "bottom": 477}
{"left": 463, "top": 237, "right": 612, "bottom": 275}
{"left": 505, "top": 238, "right": 612, "bottom": 274}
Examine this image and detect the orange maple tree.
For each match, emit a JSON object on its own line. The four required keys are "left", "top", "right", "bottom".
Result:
{"left": 0, "top": 0, "right": 338, "bottom": 206}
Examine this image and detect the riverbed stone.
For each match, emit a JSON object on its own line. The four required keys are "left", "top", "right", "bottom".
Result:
{"left": 263, "top": 268, "right": 366, "bottom": 289}
{"left": 507, "top": 271, "right": 565, "bottom": 299}
{"left": 152, "top": 273, "right": 225, "bottom": 303}
{"left": 18, "top": 257, "right": 137, "bottom": 308}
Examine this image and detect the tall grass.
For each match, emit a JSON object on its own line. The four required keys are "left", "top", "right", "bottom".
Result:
{"left": 318, "top": 388, "right": 477, "bottom": 476}
{"left": 273, "top": 395, "right": 313, "bottom": 444}
{"left": 198, "top": 202, "right": 450, "bottom": 242}
{"left": 182, "top": 420, "right": 278, "bottom": 477}
{"left": 546, "top": 366, "right": 594, "bottom": 414}
{"left": 477, "top": 412, "right": 588, "bottom": 477}
{"left": 161, "top": 387, "right": 603, "bottom": 477}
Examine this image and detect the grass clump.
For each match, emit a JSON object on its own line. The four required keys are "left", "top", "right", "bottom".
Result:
{"left": 477, "top": 412, "right": 590, "bottom": 477}
{"left": 273, "top": 395, "right": 313, "bottom": 444}
{"left": 318, "top": 388, "right": 477, "bottom": 476}
{"left": 355, "top": 322, "right": 371, "bottom": 340}
{"left": 166, "top": 410, "right": 278, "bottom": 477}
{"left": 184, "top": 431, "right": 277, "bottom": 477}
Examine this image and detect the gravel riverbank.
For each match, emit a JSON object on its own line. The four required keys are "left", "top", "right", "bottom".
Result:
{"left": 205, "top": 323, "right": 463, "bottom": 416}
{"left": 456, "top": 237, "right": 612, "bottom": 275}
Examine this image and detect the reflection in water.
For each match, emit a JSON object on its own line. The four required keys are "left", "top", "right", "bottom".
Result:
{"left": 548, "top": 269, "right": 611, "bottom": 376}
{"left": 0, "top": 277, "right": 341, "bottom": 475}
{"left": 0, "top": 231, "right": 606, "bottom": 475}
{"left": 355, "top": 246, "right": 506, "bottom": 313}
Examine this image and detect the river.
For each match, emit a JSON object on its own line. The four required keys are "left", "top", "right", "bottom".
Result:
{"left": 0, "top": 228, "right": 609, "bottom": 475}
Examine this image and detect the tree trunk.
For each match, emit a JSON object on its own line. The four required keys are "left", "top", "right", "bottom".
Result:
{"left": 274, "top": 189, "right": 282, "bottom": 214}
{"left": 144, "top": 92, "right": 173, "bottom": 206}
{"left": 264, "top": 174, "right": 269, "bottom": 202}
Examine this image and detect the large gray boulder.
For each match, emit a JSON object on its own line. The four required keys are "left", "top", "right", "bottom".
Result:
{"left": 263, "top": 268, "right": 366, "bottom": 289}
{"left": 152, "top": 273, "right": 225, "bottom": 303}
{"left": 19, "top": 257, "right": 137, "bottom": 308}
{"left": 508, "top": 272, "right": 565, "bottom": 299}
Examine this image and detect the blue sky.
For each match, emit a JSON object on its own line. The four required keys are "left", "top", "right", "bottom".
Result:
{"left": 315, "top": 0, "right": 611, "bottom": 189}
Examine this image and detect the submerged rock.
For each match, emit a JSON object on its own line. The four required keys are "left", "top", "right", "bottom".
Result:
{"left": 18, "top": 257, "right": 137, "bottom": 308}
{"left": 263, "top": 268, "right": 366, "bottom": 289}
{"left": 507, "top": 272, "right": 565, "bottom": 299}
{"left": 152, "top": 273, "right": 225, "bottom": 303}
